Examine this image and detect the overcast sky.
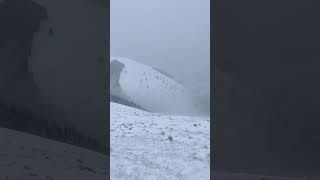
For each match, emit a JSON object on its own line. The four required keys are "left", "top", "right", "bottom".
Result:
{"left": 110, "top": 0, "right": 210, "bottom": 88}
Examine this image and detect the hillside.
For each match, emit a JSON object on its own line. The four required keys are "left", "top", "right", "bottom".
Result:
{"left": 110, "top": 57, "right": 198, "bottom": 115}
{"left": 110, "top": 102, "right": 210, "bottom": 180}
{"left": 0, "top": 127, "right": 108, "bottom": 180}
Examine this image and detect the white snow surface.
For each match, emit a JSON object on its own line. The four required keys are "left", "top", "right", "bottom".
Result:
{"left": 110, "top": 57, "right": 198, "bottom": 115}
{"left": 110, "top": 102, "right": 210, "bottom": 180}
{"left": 0, "top": 127, "right": 107, "bottom": 180}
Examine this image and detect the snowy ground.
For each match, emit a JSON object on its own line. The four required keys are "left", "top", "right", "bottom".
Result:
{"left": 0, "top": 128, "right": 108, "bottom": 180}
{"left": 0, "top": 104, "right": 315, "bottom": 180}
{"left": 110, "top": 102, "right": 210, "bottom": 180}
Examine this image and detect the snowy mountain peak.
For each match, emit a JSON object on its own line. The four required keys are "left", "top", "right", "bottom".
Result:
{"left": 110, "top": 57, "right": 198, "bottom": 115}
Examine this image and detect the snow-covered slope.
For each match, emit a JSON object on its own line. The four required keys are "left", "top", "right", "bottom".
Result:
{"left": 0, "top": 128, "right": 107, "bottom": 180}
{"left": 110, "top": 57, "right": 198, "bottom": 115}
{"left": 111, "top": 102, "right": 307, "bottom": 180}
{"left": 110, "top": 102, "right": 210, "bottom": 180}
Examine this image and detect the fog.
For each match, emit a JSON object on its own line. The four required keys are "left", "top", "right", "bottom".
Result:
{"left": 111, "top": 0, "right": 210, "bottom": 114}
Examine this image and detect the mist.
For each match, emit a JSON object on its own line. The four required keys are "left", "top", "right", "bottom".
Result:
{"left": 111, "top": 0, "right": 210, "bottom": 114}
